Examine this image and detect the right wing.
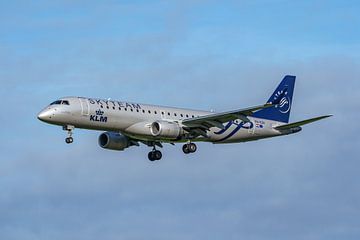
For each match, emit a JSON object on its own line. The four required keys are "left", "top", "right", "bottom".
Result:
{"left": 181, "top": 103, "right": 275, "bottom": 137}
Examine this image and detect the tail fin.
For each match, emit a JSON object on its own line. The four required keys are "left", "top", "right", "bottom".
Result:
{"left": 252, "top": 75, "right": 296, "bottom": 123}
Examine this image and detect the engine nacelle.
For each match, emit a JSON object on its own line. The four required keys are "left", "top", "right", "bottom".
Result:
{"left": 98, "top": 132, "right": 131, "bottom": 151}
{"left": 150, "top": 121, "right": 183, "bottom": 139}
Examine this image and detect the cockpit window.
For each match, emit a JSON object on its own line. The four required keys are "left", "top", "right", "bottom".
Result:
{"left": 50, "top": 100, "right": 62, "bottom": 105}
{"left": 50, "top": 100, "right": 70, "bottom": 105}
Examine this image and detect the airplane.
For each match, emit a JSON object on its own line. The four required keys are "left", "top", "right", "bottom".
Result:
{"left": 37, "top": 75, "right": 331, "bottom": 161}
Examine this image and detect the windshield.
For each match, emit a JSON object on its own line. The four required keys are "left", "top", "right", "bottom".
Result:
{"left": 50, "top": 100, "right": 70, "bottom": 105}
{"left": 50, "top": 100, "right": 62, "bottom": 105}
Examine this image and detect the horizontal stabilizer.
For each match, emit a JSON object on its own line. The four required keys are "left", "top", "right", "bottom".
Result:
{"left": 275, "top": 115, "right": 332, "bottom": 130}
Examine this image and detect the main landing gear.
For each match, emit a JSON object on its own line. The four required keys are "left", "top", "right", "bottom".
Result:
{"left": 182, "top": 142, "right": 197, "bottom": 154}
{"left": 148, "top": 142, "right": 197, "bottom": 161}
{"left": 63, "top": 125, "right": 74, "bottom": 144}
{"left": 148, "top": 147, "right": 162, "bottom": 161}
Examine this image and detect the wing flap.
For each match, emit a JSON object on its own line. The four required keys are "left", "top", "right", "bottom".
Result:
{"left": 275, "top": 115, "right": 332, "bottom": 130}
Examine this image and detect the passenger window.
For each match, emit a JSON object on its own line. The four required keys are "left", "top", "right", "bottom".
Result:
{"left": 168, "top": 112, "right": 170, "bottom": 116}
{"left": 180, "top": 114, "right": 183, "bottom": 117}
{"left": 186, "top": 114, "right": 189, "bottom": 118}
{"left": 106, "top": 106, "right": 109, "bottom": 109}
{"left": 131, "top": 108, "right": 133, "bottom": 112}
{"left": 124, "top": 108, "right": 127, "bottom": 111}
{"left": 136, "top": 109, "right": 139, "bottom": 112}
{"left": 174, "top": 113, "right": 177, "bottom": 116}
{"left": 112, "top": 106, "right": 115, "bottom": 110}
{"left": 142, "top": 110, "right": 145, "bottom": 113}
{"left": 154, "top": 111, "right": 157, "bottom": 114}
{"left": 148, "top": 110, "right": 151, "bottom": 114}
{"left": 100, "top": 105, "right": 103, "bottom": 108}
{"left": 119, "top": 107, "right": 121, "bottom": 110}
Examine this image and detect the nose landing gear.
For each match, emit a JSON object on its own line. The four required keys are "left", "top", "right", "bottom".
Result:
{"left": 65, "top": 137, "right": 73, "bottom": 144}
{"left": 63, "top": 125, "right": 74, "bottom": 144}
{"left": 182, "top": 142, "right": 197, "bottom": 154}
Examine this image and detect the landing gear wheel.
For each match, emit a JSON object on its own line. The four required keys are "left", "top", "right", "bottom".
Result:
{"left": 189, "top": 143, "right": 197, "bottom": 153}
{"left": 148, "top": 150, "right": 162, "bottom": 161}
{"left": 148, "top": 151, "right": 156, "bottom": 161}
{"left": 154, "top": 150, "right": 162, "bottom": 160}
{"left": 65, "top": 137, "right": 73, "bottom": 144}
{"left": 182, "top": 143, "right": 197, "bottom": 154}
{"left": 182, "top": 144, "right": 190, "bottom": 154}
{"left": 63, "top": 125, "right": 74, "bottom": 144}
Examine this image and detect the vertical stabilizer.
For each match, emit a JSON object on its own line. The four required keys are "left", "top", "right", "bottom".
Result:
{"left": 252, "top": 75, "right": 296, "bottom": 123}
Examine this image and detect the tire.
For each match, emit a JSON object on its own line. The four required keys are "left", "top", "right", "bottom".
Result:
{"left": 148, "top": 152, "right": 156, "bottom": 161}
{"left": 182, "top": 144, "right": 190, "bottom": 154}
{"left": 65, "top": 137, "right": 73, "bottom": 144}
{"left": 189, "top": 143, "right": 197, "bottom": 153}
{"left": 154, "top": 150, "right": 162, "bottom": 160}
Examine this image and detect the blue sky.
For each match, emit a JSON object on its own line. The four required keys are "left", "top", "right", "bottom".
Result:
{"left": 1, "top": 1, "right": 360, "bottom": 239}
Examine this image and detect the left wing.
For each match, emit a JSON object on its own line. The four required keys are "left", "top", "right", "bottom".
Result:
{"left": 181, "top": 103, "right": 274, "bottom": 137}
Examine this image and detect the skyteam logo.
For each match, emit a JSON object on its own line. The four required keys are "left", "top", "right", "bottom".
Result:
{"left": 273, "top": 89, "right": 291, "bottom": 114}
{"left": 278, "top": 96, "right": 291, "bottom": 113}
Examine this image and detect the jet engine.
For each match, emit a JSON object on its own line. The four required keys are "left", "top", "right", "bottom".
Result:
{"left": 98, "top": 132, "right": 132, "bottom": 151}
{"left": 150, "top": 121, "right": 183, "bottom": 139}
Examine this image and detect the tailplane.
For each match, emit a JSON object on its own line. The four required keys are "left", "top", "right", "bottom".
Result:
{"left": 274, "top": 115, "right": 332, "bottom": 131}
{"left": 253, "top": 75, "right": 296, "bottom": 123}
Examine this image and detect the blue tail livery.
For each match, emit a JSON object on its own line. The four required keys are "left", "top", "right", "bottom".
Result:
{"left": 252, "top": 75, "right": 296, "bottom": 123}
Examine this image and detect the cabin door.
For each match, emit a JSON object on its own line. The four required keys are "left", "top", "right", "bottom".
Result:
{"left": 79, "top": 98, "right": 90, "bottom": 116}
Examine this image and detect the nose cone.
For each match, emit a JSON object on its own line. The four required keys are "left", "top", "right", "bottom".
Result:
{"left": 37, "top": 109, "right": 52, "bottom": 122}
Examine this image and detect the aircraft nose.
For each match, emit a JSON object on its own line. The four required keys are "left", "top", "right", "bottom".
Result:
{"left": 37, "top": 109, "right": 52, "bottom": 122}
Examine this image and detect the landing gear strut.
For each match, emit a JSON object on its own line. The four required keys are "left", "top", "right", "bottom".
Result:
{"left": 182, "top": 142, "right": 197, "bottom": 154}
{"left": 148, "top": 146, "right": 162, "bottom": 161}
{"left": 63, "top": 125, "right": 74, "bottom": 144}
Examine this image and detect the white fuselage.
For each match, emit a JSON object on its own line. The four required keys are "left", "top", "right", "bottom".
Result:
{"left": 38, "top": 97, "right": 285, "bottom": 144}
